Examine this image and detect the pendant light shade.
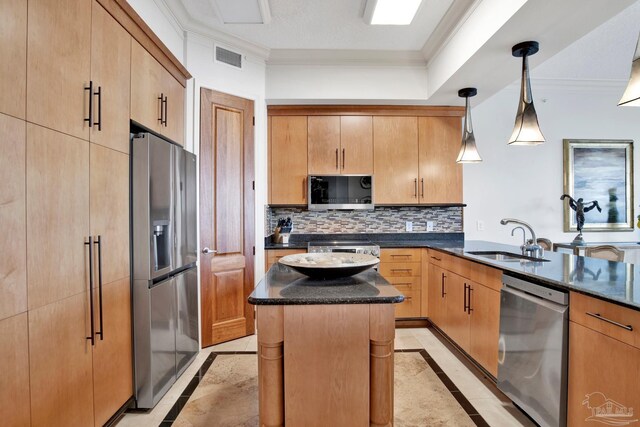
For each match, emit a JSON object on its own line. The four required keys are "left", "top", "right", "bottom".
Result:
{"left": 619, "top": 32, "right": 640, "bottom": 106}
{"left": 508, "top": 41, "right": 545, "bottom": 146}
{"left": 456, "top": 87, "right": 482, "bottom": 163}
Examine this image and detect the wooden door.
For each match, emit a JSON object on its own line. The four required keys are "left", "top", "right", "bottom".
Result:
{"left": 0, "top": 313, "right": 31, "bottom": 427}
{"left": 200, "top": 88, "right": 255, "bottom": 347}
{"left": 567, "top": 322, "right": 640, "bottom": 426}
{"left": 340, "top": 116, "right": 373, "bottom": 174}
{"left": 92, "top": 277, "right": 133, "bottom": 426}
{"left": 469, "top": 283, "right": 500, "bottom": 377}
{"left": 270, "top": 116, "right": 308, "bottom": 204}
{"left": 373, "top": 116, "right": 419, "bottom": 204}
{"left": 428, "top": 264, "right": 446, "bottom": 327}
{"left": 0, "top": 0, "right": 27, "bottom": 119}
{"left": 308, "top": 116, "right": 340, "bottom": 174}
{"left": 131, "top": 40, "right": 163, "bottom": 133}
{"left": 444, "top": 273, "right": 469, "bottom": 351}
{"left": 27, "top": 124, "right": 89, "bottom": 310}
{"left": 90, "top": 1, "right": 131, "bottom": 154}
{"left": 29, "top": 293, "right": 94, "bottom": 427}
{"left": 418, "top": 116, "right": 463, "bottom": 203}
{"left": 27, "top": 0, "right": 91, "bottom": 140}
{"left": 163, "top": 71, "right": 185, "bottom": 146}
{"left": 0, "top": 114, "right": 26, "bottom": 320}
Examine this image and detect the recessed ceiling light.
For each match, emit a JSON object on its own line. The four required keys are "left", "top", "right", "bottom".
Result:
{"left": 364, "top": 0, "right": 423, "bottom": 26}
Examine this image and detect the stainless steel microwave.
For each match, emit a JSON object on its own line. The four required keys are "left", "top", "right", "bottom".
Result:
{"left": 308, "top": 175, "right": 374, "bottom": 210}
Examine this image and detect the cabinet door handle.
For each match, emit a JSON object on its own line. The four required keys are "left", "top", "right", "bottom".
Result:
{"left": 84, "top": 81, "right": 93, "bottom": 128}
{"left": 393, "top": 282, "right": 412, "bottom": 286}
{"left": 421, "top": 178, "right": 424, "bottom": 198}
{"left": 467, "top": 285, "right": 473, "bottom": 314}
{"left": 94, "top": 236, "right": 104, "bottom": 340}
{"left": 85, "top": 237, "right": 95, "bottom": 346}
{"left": 586, "top": 312, "right": 633, "bottom": 331}
{"left": 441, "top": 273, "right": 446, "bottom": 297}
{"left": 430, "top": 256, "right": 441, "bottom": 261}
{"left": 414, "top": 178, "right": 418, "bottom": 198}
{"left": 158, "top": 93, "right": 164, "bottom": 124}
{"left": 391, "top": 254, "right": 411, "bottom": 259}
{"left": 163, "top": 95, "right": 168, "bottom": 127}
{"left": 404, "top": 296, "right": 412, "bottom": 301}
{"left": 463, "top": 283, "right": 468, "bottom": 312}
{"left": 391, "top": 268, "right": 412, "bottom": 272}
{"left": 335, "top": 148, "right": 339, "bottom": 169}
{"left": 93, "top": 86, "right": 102, "bottom": 131}
{"left": 342, "top": 148, "right": 345, "bottom": 169}
{"left": 303, "top": 176, "right": 307, "bottom": 200}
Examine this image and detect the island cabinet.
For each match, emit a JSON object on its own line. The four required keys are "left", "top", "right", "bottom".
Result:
{"left": 379, "top": 248, "right": 422, "bottom": 318}
{"left": 308, "top": 116, "right": 373, "bottom": 174}
{"left": 568, "top": 292, "right": 640, "bottom": 426}
{"left": 426, "top": 249, "right": 501, "bottom": 377}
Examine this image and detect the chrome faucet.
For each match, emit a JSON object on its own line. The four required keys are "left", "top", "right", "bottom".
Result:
{"left": 500, "top": 218, "right": 544, "bottom": 258}
{"left": 511, "top": 226, "right": 526, "bottom": 247}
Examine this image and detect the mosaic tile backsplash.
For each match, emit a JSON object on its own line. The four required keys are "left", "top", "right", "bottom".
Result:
{"left": 265, "top": 206, "right": 463, "bottom": 235}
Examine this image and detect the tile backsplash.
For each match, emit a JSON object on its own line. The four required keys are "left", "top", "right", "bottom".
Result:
{"left": 265, "top": 206, "right": 463, "bottom": 235}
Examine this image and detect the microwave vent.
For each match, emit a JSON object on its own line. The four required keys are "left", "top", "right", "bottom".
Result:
{"left": 215, "top": 46, "right": 243, "bottom": 68}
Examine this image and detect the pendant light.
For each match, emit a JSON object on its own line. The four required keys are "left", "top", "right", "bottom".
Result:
{"left": 508, "top": 41, "right": 545, "bottom": 145}
{"left": 456, "top": 87, "right": 482, "bottom": 163}
{"left": 618, "top": 32, "right": 640, "bottom": 106}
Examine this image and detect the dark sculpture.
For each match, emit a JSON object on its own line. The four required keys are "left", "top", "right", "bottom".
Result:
{"left": 561, "top": 194, "right": 601, "bottom": 243}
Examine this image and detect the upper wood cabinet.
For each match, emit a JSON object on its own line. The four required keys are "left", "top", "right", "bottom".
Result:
{"left": 270, "top": 116, "right": 308, "bottom": 205}
{"left": 0, "top": 0, "right": 27, "bottom": 119}
{"left": 131, "top": 40, "right": 185, "bottom": 145}
{"left": 419, "top": 116, "right": 463, "bottom": 204}
{"left": 373, "top": 116, "right": 419, "bottom": 204}
{"left": 308, "top": 116, "right": 373, "bottom": 175}
{"left": 90, "top": 1, "right": 131, "bottom": 154}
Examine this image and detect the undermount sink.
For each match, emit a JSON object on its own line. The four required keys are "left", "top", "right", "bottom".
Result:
{"left": 466, "top": 251, "right": 550, "bottom": 262}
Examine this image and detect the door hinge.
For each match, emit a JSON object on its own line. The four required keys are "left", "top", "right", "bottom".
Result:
{"left": 253, "top": 246, "right": 255, "bottom": 255}
{"left": 252, "top": 116, "right": 255, "bottom": 126}
{"left": 252, "top": 180, "right": 255, "bottom": 190}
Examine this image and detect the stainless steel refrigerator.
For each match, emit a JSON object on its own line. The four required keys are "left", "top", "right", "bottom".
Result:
{"left": 131, "top": 132, "right": 199, "bottom": 409}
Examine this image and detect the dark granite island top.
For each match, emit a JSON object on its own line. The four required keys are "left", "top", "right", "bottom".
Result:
{"left": 248, "top": 262, "right": 405, "bottom": 305}
{"left": 429, "top": 240, "right": 640, "bottom": 311}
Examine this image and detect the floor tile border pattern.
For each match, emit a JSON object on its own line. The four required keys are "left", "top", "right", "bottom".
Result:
{"left": 159, "top": 349, "right": 490, "bottom": 426}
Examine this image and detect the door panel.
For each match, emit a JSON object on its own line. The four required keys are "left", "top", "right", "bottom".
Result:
{"left": 308, "top": 116, "right": 340, "bottom": 174}
{"left": 373, "top": 116, "right": 418, "bottom": 204}
{"left": 270, "top": 116, "right": 308, "bottom": 204}
{"left": 0, "top": 114, "right": 26, "bottom": 320}
{"left": 200, "top": 88, "right": 255, "bottom": 347}
{"left": 27, "top": 124, "right": 89, "bottom": 310}
{"left": 0, "top": 313, "right": 31, "bottom": 427}
{"left": 163, "top": 72, "right": 185, "bottom": 145}
{"left": 340, "top": 116, "right": 373, "bottom": 174}
{"left": 90, "top": 1, "right": 131, "bottom": 154}
{"left": 0, "top": 0, "right": 27, "bottom": 119}
{"left": 131, "top": 40, "right": 162, "bottom": 133}
{"left": 27, "top": 0, "right": 91, "bottom": 139}
{"left": 215, "top": 108, "right": 243, "bottom": 254}
{"left": 29, "top": 293, "right": 94, "bottom": 427}
{"left": 469, "top": 283, "right": 500, "bottom": 377}
{"left": 446, "top": 273, "right": 470, "bottom": 351}
{"left": 92, "top": 277, "right": 132, "bottom": 427}
{"left": 418, "top": 116, "right": 462, "bottom": 203}
{"left": 90, "top": 144, "right": 130, "bottom": 285}
{"left": 150, "top": 278, "right": 177, "bottom": 403}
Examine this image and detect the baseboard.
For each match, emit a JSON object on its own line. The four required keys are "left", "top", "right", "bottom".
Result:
{"left": 104, "top": 396, "right": 135, "bottom": 427}
{"left": 395, "top": 318, "right": 431, "bottom": 328}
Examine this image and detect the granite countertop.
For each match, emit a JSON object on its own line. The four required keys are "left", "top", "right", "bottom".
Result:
{"left": 429, "top": 240, "right": 640, "bottom": 312}
{"left": 264, "top": 232, "right": 465, "bottom": 250}
{"left": 248, "top": 263, "right": 405, "bottom": 305}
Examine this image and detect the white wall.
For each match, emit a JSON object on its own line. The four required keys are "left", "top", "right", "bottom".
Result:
{"left": 126, "top": 0, "right": 185, "bottom": 61}
{"left": 464, "top": 80, "right": 640, "bottom": 247}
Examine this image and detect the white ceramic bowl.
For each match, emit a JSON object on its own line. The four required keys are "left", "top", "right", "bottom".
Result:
{"left": 278, "top": 253, "right": 379, "bottom": 279}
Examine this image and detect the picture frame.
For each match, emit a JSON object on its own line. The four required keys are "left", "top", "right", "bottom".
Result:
{"left": 563, "top": 139, "right": 634, "bottom": 232}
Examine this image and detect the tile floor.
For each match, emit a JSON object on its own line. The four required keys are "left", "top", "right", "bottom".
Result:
{"left": 117, "top": 328, "right": 535, "bottom": 427}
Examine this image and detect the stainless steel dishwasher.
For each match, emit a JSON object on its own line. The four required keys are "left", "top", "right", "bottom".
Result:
{"left": 497, "top": 274, "right": 569, "bottom": 427}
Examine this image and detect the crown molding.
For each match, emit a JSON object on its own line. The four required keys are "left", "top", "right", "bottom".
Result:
{"left": 267, "top": 49, "right": 428, "bottom": 67}
{"left": 159, "top": 0, "right": 271, "bottom": 60}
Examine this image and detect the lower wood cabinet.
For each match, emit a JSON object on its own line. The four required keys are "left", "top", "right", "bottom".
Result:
{"left": 444, "top": 273, "right": 469, "bottom": 350}
{"left": 0, "top": 313, "right": 31, "bottom": 427}
{"left": 380, "top": 249, "right": 422, "bottom": 318}
{"left": 568, "top": 321, "right": 640, "bottom": 426}
{"left": 427, "top": 263, "right": 446, "bottom": 327}
{"left": 468, "top": 281, "right": 500, "bottom": 377}
{"left": 265, "top": 249, "right": 306, "bottom": 271}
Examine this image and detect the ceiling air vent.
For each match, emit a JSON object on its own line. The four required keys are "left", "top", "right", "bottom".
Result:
{"left": 215, "top": 46, "right": 242, "bottom": 69}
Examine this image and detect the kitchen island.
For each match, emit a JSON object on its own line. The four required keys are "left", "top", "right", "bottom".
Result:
{"left": 248, "top": 264, "right": 404, "bottom": 427}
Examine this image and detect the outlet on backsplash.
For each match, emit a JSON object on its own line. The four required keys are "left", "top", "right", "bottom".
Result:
{"left": 427, "top": 221, "right": 434, "bottom": 232}
{"left": 405, "top": 221, "right": 413, "bottom": 232}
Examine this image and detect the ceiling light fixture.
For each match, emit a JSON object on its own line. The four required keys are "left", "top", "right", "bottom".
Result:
{"left": 456, "top": 87, "right": 482, "bottom": 163}
{"left": 363, "top": 0, "right": 423, "bottom": 26}
{"left": 618, "top": 32, "right": 640, "bottom": 106}
{"left": 508, "top": 41, "right": 545, "bottom": 146}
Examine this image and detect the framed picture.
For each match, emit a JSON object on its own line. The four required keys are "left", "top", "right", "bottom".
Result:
{"left": 563, "top": 139, "right": 634, "bottom": 232}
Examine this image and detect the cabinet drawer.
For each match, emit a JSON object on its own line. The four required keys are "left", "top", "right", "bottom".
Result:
{"left": 570, "top": 292, "right": 640, "bottom": 349}
{"left": 380, "top": 248, "right": 421, "bottom": 263}
{"left": 265, "top": 249, "right": 306, "bottom": 270}
{"left": 428, "top": 249, "right": 501, "bottom": 292}
{"left": 395, "top": 288, "right": 421, "bottom": 318}
{"left": 379, "top": 262, "right": 421, "bottom": 278}
{"left": 387, "top": 277, "right": 420, "bottom": 292}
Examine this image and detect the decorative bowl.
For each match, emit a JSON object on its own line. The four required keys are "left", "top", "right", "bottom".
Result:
{"left": 278, "top": 253, "right": 379, "bottom": 279}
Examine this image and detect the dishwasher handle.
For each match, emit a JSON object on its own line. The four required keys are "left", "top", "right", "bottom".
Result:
{"left": 501, "top": 284, "right": 569, "bottom": 314}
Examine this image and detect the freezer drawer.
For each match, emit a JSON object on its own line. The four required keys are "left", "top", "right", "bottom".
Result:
{"left": 176, "top": 267, "right": 199, "bottom": 376}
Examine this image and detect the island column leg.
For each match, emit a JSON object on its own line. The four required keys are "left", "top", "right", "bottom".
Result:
{"left": 257, "top": 305, "right": 284, "bottom": 427}
{"left": 369, "top": 304, "right": 395, "bottom": 427}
